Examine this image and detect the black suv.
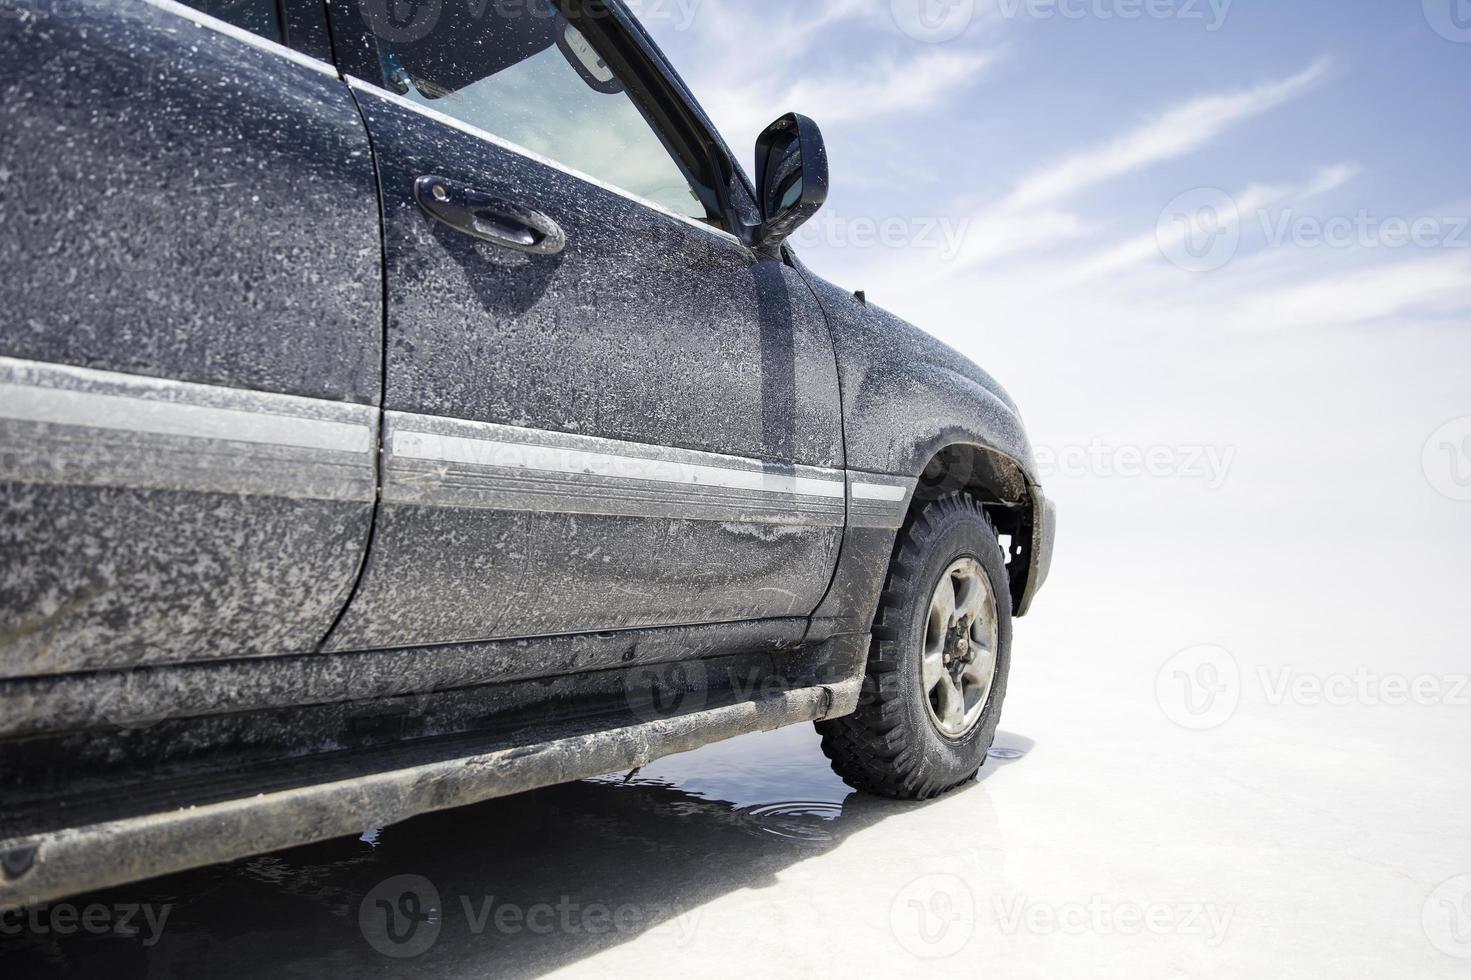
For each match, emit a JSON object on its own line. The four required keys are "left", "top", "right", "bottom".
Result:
{"left": 0, "top": 0, "right": 1055, "bottom": 904}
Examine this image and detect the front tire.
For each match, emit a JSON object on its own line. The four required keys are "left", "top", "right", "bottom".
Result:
{"left": 817, "top": 492, "right": 1012, "bottom": 800}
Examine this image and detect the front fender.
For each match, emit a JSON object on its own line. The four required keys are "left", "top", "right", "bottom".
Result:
{"left": 799, "top": 273, "right": 1038, "bottom": 483}
{"left": 798, "top": 270, "right": 1053, "bottom": 631}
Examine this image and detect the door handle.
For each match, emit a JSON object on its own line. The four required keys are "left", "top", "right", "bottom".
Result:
{"left": 413, "top": 176, "right": 567, "bottom": 256}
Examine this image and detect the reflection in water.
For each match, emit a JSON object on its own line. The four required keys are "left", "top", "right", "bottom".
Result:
{"left": 732, "top": 800, "right": 847, "bottom": 846}
{"left": 0, "top": 725, "right": 1032, "bottom": 979}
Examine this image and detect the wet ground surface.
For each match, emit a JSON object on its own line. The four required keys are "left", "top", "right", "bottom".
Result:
{"left": 3, "top": 541, "right": 1469, "bottom": 978}
{"left": 0, "top": 723, "right": 1032, "bottom": 979}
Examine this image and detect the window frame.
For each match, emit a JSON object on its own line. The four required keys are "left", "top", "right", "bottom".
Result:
{"left": 171, "top": 0, "right": 287, "bottom": 44}
{"left": 597, "top": 0, "right": 764, "bottom": 237}
{"left": 281, "top": 0, "right": 335, "bottom": 63}
{"left": 325, "top": 0, "right": 752, "bottom": 241}
{"left": 147, "top": 0, "right": 339, "bottom": 75}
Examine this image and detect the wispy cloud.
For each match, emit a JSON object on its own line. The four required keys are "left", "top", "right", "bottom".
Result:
{"left": 1001, "top": 59, "right": 1332, "bottom": 213}
{"left": 945, "top": 209, "right": 1097, "bottom": 271}
{"left": 1229, "top": 252, "right": 1471, "bottom": 331}
{"left": 905, "top": 59, "right": 1336, "bottom": 277}
{"left": 782, "top": 51, "right": 995, "bottom": 126}
{"left": 657, "top": 0, "right": 994, "bottom": 151}
{"left": 677, "top": 0, "right": 869, "bottom": 67}
{"left": 692, "top": 48, "right": 994, "bottom": 150}
{"left": 1066, "top": 162, "right": 1358, "bottom": 283}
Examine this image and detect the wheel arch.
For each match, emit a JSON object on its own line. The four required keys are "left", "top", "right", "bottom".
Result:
{"left": 908, "top": 442, "right": 1052, "bottom": 617}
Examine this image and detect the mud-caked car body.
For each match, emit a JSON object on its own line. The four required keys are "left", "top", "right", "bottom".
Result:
{"left": 0, "top": 0, "right": 1054, "bottom": 902}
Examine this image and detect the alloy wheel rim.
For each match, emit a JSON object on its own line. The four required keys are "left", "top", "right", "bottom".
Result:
{"left": 921, "top": 557, "right": 999, "bottom": 738}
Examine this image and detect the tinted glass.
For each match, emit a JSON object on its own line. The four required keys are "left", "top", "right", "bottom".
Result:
{"left": 180, "top": 0, "right": 283, "bottom": 41}
{"left": 356, "top": 1, "right": 708, "bottom": 221}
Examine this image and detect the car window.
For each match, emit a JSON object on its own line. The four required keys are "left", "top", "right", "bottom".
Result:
{"left": 178, "top": 0, "right": 283, "bottom": 41}
{"left": 353, "top": 2, "right": 709, "bottom": 222}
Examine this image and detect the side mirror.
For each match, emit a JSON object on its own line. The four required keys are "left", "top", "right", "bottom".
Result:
{"left": 752, "top": 113, "right": 829, "bottom": 250}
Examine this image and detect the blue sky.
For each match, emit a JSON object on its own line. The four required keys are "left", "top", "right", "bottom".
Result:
{"left": 644, "top": 0, "right": 1471, "bottom": 642}
{"left": 645, "top": 0, "right": 1470, "bottom": 328}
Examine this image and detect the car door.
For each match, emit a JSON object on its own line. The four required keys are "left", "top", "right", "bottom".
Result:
{"left": 0, "top": 0, "right": 382, "bottom": 679}
{"left": 322, "top": 0, "right": 847, "bottom": 651}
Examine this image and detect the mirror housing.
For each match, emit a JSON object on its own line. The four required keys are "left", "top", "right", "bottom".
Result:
{"left": 751, "top": 113, "right": 828, "bottom": 250}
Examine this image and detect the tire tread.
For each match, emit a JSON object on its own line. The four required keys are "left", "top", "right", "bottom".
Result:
{"left": 817, "top": 492, "right": 1007, "bottom": 800}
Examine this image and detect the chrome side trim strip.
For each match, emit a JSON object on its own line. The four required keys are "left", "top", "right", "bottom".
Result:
{"left": 384, "top": 412, "right": 848, "bottom": 526}
{"left": 141, "top": 0, "right": 340, "bottom": 79}
{"left": 346, "top": 77, "right": 746, "bottom": 247}
{"left": 0, "top": 378, "right": 370, "bottom": 454}
{"left": 852, "top": 481, "right": 908, "bottom": 501}
{"left": 0, "top": 358, "right": 377, "bottom": 503}
{"left": 0, "top": 359, "right": 917, "bottom": 524}
{"left": 847, "top": 473, "right": 916, "bottom": 529}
